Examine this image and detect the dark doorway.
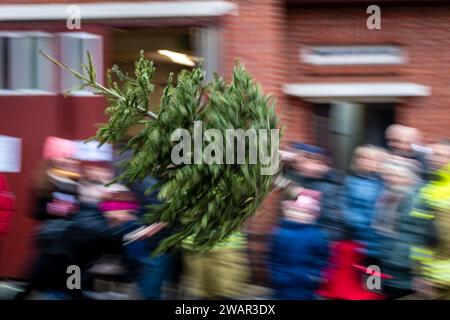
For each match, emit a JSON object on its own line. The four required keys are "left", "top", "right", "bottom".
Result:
{"left": 313, "top": 102, "right": 395, "bottom": 171}
{"left": 364, "top": 103, "right": 395, "bottom": 149}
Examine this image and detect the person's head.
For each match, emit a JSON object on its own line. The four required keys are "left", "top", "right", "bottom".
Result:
{"left": 99, "top": 200, "right": 139, "bottom": 221}
{"left": 50, "top": 157, "right": 82, "bottom": 180}
{"left": 282, "top": 189, "right": 321, "bottom": 224}
{"left": 280, "top": 149, "right": 297, "bottom": 171}
{"left": 351, "top": 144, "right": 385, "bottom": 174}
{"left": 385, "top": 124, "right": 420, "bottom": 156}
{"left": 428, "top": 139, "right": 450, "bottom": 172}
{"left": 81, "top": 161, "right": 113, "bottom": 184}
{"left": 42, "top": 136, "right": 81, "bottom": 180}
{"left": 380, "top": 157, "right": 419, "bottom": 191}
{"left": 291, "top": 143, "right": 330, "bottom": 178}
{"left": 43, "top": 136, "right": 75, "bottom": 160}
{"left": 77, "top": 181, "right": 110, "bottom": 205}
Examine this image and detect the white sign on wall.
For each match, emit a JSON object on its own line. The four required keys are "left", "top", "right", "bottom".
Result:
{"left": 74, "top": 140, "right": 113, "bottom": 162}
{"left": 0, "top": 135, "right": 22, "bottom": 173}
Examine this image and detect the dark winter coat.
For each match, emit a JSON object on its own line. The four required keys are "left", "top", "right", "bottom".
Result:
{"left": 30, "top": 204, "right": 142, "bottom": 294}
{"left": 113, "top": 148, "right": 172, "bottom": 253}
{"left": 32, "top": 171, "right": 79, "bottom": 221}
{"left": 67, "top": 204, "right": 141, "bottom": 267}
{"left": 371, "top": 186, "right": 422, "bottom": 291}
{"left": 268, "top": 219, "right": 329, "bottom": 300}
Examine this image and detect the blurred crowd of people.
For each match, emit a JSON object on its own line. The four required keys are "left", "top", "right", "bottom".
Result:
{"left": 1, "top": 123, "right": 449, "bottom": 300}
{"left": 271, "top": 124, "right": 450, "bottom": 300}
{"left": 16, "top": 137, "right": 172, "bottom": 299}
{"left": 16, "top": 137, "right": 251, "bottom": 300}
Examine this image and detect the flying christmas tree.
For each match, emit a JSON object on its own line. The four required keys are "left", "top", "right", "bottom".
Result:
{"left": 41, "top": 50, "right": 281, "bottom": 253}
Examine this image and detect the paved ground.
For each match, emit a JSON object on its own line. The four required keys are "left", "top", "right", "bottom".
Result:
{"left": 0, "top": 278, "right": 273, "bottom": 300}
{"left": 0, "top": 280, "right": 26, "bottom": 299}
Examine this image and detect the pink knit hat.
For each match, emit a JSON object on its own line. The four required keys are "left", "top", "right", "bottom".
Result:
{"left": 99, "top": 201, "right": 140, "bottom": 213}
{"left": 43, "top": 136, "right": 76, "bottom": 160}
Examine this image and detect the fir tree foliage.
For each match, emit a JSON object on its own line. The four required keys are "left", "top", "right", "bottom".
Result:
{"left": 41, "top": 50, "right": 281, "bottom": 253}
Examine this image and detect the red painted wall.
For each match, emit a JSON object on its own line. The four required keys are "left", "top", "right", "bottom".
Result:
{"left": 0, "top": 94, "right": 106, "bottom": 278}
{"left": 0, "top": 18, "right": 111, "bottom": 277}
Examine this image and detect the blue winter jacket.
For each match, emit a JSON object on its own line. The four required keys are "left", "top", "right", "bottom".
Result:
{"left": 339, "top": 173, "right": 384, "bottom": 250}
{"left": 268, "top": 219, "right": 329, "bottom": 300}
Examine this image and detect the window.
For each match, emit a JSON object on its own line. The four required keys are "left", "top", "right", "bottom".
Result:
{"left": 301, "top": 45, "right": 407, "bottom": 65}
{"left": 59, "top": 32, "right": 103, "bottom": 93}
{"left": 0, "top": 31, "right": 103, "bottom": 94}
{"left": 0, "top": 31, "right": 54, "bottom": 91}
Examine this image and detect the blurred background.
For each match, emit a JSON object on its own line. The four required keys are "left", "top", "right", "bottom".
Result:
{"left": 1, "top": 0, "right": 450, "bottom": 300}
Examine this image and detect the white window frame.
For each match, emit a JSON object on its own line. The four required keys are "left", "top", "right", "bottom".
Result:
{"left": 59, "top": 32, "right": 103, "bottom": 95}
{"left": 301, "top": 45, "right": 407, "bottom": 65}
{"left": 0, "top": 31, "right": 56, "bottom": 95}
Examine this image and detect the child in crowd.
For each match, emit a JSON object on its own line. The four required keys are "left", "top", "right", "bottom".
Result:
{"left": 318, "top": 145, "right": 385, "bottom": 300}
{"left": 283, "top": 143, "right": 344, "bottom": 241}
{"left": 339, "top": 145, "right": 385, "bottom": 255}
{"left": 269, "top": 189, "right": 329, "bottom": 300}
{"left": 372, "top": 158, "right": 421, "bottom": 299}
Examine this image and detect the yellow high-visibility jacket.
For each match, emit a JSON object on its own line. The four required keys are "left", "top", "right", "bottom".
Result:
{"left": 410, "top": 163, "right": 450, "bottom": 287}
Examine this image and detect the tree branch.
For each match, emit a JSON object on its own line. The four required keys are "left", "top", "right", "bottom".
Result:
{"left": 39, "top": 50, "right": 158, "bottom": 120}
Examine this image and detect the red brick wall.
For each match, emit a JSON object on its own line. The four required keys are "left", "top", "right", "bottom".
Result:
{"left": 286, "top": 4, "right": 450, "bottom": 142}
{"left": 221, "top": 0, "right": 289, "bottom": 234}
{"left": 220, "top": 0, "right": 297, "bottom": 283}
